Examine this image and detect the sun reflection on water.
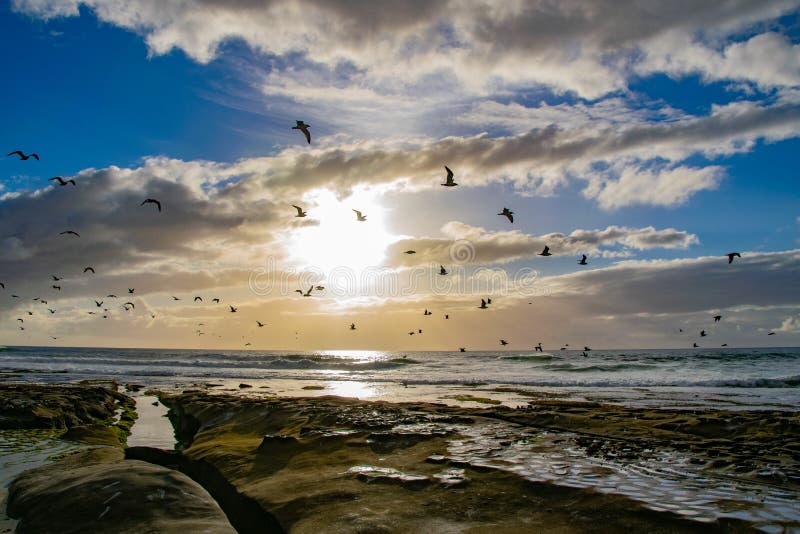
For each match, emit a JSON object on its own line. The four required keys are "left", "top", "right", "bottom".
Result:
{"left": 324, "top": 380, "right": 380, "bottom": 398}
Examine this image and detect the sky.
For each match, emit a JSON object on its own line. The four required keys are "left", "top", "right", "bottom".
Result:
{"left": 1, "top": 0, "right": 799, "bottom": 351}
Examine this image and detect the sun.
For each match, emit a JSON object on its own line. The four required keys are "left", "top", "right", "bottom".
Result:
{"left": 287, "top": 188, "right": 396, "bottom": 274}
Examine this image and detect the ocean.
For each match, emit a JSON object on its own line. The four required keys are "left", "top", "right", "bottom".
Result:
{"left": 1, "top": 345, "right": 798, "bottom": 410}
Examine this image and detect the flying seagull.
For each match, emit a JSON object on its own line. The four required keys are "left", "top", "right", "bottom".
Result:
{"left": 500, "top": 339, "right": 509, "bottom": 346}
{"left": 292, "top": 120, "right": 311, "bottom": 144}
{"left": 404, "top": 250, "right": 416, "bottom": 254}
{"left": 51, "top": 275, "right": 62, "bottom": 281}
{"left": 713, "top": 315, "right": 722, "bottom": 323}
{"left": 128, "top": 288, "right": 135, "bottom": 294}
{"left": 0, "top": 282, "right": 3, "bottom": 288}
{"left": 52, "top": 285, "right": 61, "bottom": 291}
{"left": 578, "top": 255, "right": 588, "bottom": 265}
{"left": 423, "top": 309, "right": 432, "bottom": 316}
{"left": 441, "top": 166, "right": 457, "bottom": 187}
{"left": 256, "top": 321, "right": 265, "bottom": 328}
{"left": 538, "top": 246, "right": 552, "bottom": 257}
{"left": 535, "top": 343, "right": 543, "bottom": 352}
{"left": 141, "top": 198, "right": 162, "bottom": 212}
{"left": 498, "top": 207, "right": 514, "bottom": 223}
{"left": 123, "top": 302, "right": 135, "bottom": 309}
{"left": 194, "top": 296, "right": 202, "bottom": 302}
{"left": 439, "top": 265, "right": 448, "bottom": 275}
{"left": 459, "top": 347, "right": 466, "bottom": 352}
{"left": 60, "top": 230, "right": 80, "bottom": 237}
{"left": 48, "top": 309, "right": 55, "bottom": 314}
{"left": 229, "top": 305, "right": 237, "bottom": 313}
{"left": 107, "top": 294, "right": 117, "bottom": 298}
{"left": 700, "top": 330, "right": 707, "bottom": 337}
{"left": 350, "top": 323, "right": 356, "bottom": 330}
{"left": 302, "top": 285, "right": 313, "bottom": 297}
{"left": 172, "top": 296, "right": 181, "bottom": 301}
{"left": 84, "top": 267, "right": 95, "bottom": 274}
{"left": 7, "top": 150, "right": 39, "bottom": 160}
{"left": 315, "top": 286, "right": 325, "bottom": 291}
{"left": 212, "top": 298, "right": 220, "bottom": 303}
{"left": 693, "top": 342, "right": 699, "bottom": 348}
{"left": 478, "top": 299, "right": 488, "bottom": 309}
{"left": 352, "top": 209, "right": 367, "bottom": 222}
{"left": 292, "top": 205, "right": 307, "bottom": 217}
{"left": 95, "top": 300, "right": 103, "bottom": 307}
{"left": 768, "top": 332, "right": 776, "bottom": 336}
{"left": 727, "top": 252, "right": 741, "bottom": 264}
{"left": 49, "top": 176, "right": 76, "bottom": 186}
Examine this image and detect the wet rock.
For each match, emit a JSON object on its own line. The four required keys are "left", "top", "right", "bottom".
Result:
{"left": 238, "top": 383, "right": 253, "bottom": 389}
{"left": 348, "top": 466, "right": 431, "bottom": 489}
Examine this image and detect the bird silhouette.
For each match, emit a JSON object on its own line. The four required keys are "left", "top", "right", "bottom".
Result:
{"left": 302, "top": 285, "right": 313, "bottom": 297}
{"left": 404, "top": 250, "right": 416, "bottom": 254}
{"left": 727, "top": 252, "right": 741, "bottom": 264}
{"left": 721, "top": 343, "right": 728, "bottom": 347}
{"left": 107, "top": 294, "right": 117, "bottom": 298}
{"left": 315, "top": 286, "right": 325, "bottom": 291}
{"left": 194, "top": 296, "right": 202, "bottom": 302}
{"left": 423, "top": 309, "right": 432, "bottom": 316}
{"left": 500, "top": 339, "right": 509, "bottom": 346}
{"left": 84, "top": 267, "right": 95, "bottom": 274}
{"left": 292, "top": 120, "right": 311, "bottom": 144}
{"left": 59, "top": 230, "right": 80, "bottom": 237}
{"left": 445, "top": 314, "right": 449, "bottom": 319}
{"left": 768, "top": 332, "right": 776, "bottom": 335}
{"left": 49, "top": 176, "right": 76, "bottom": 186}
{"left": 350, "top": 323, "right": 356, "bottom": 330}
{"left": 538, "top": 246, "right": 552, "bottom": 257}
{"left": 535, "top": 343, "right": 543, "bottom": 352}
{"left": 48, "top": 308, "right": 55, "bottom": 314}
{"left": 693, "top": 342, "right": 699, "bottom": 348}
{"left": 478, "top": 299, "right": 488, "bottom": 309}
{"left": 408, "top": 331, "right": 415, "bottom": 335}
{"left": 212, "top": 298, "right": 220, "bottom": 303}
{"left": 257, "top": 321, "right": 265, "bottom": 328}
{"left": 418, "top": 329, "right": 422, "bottom": 334}
{"left": 498, "top": 207, "right": 514, "bottom": 223}
{"left": 578, "top": 254, "right": 588, "bottom": 265}
{"left": 95, "top": 300, "right": 103, "bottom": 307}
{"left": 352, "top": 209, "right": 367, "bottom": 221}
{"left": 7, "top": 150, "right": 39, "bottom": 160}
{"left": 700, "top": 330, "right": 707, "bottom": 337}
{"left": 713, "top": 315, "right": 721, "bottom": 322}
{"left": 123, "top": 302, "right": 135, "bottom": 309}
{"left": 439, "top": 265, "right": 448, "bottom": 275}
{"left": 51, "top": 275, "right": 62, "bottom": 281}
{"left": 128, "top": 288, "right": 135, "bottom": 294}
{"left": 292, "top": 205, "right": 307, "bottom": 217}
{"left": 0, "top": 282, "right": 3, "bottom": 289}
{"left": 459, "top": 347, "right": 466, "bottom": 352}
{"left": 229, "top": 305, "right": 237, "bottom": 313}
{"left": 52, "top": 285, "right": 61, "bottom": 291}
{"left": 141, "top": 198, "right": 162, "bottom": 212}
{"left": 441, "top": 166, "right": 457, "bottom": 187}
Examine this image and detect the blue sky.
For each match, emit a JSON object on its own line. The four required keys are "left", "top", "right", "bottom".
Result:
{"left": 1, "top": 1, "right": 799, "bottom": 349}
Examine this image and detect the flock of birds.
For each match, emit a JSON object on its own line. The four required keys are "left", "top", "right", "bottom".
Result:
{"left": 2, "top": 124, "right": 777, "bottom": 351}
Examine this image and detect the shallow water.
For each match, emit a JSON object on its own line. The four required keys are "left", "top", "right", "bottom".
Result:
{"left": 126, "top": 394, "right": 176, "bottom": 450}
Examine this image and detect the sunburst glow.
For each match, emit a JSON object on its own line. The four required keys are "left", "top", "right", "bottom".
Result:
{"left": 287, "top": 189, "right": 396, "bottom": 273}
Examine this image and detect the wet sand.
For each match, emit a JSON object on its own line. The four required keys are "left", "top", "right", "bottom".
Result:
{"left": 1, "top": 383, "right": 798, "bottom": 532}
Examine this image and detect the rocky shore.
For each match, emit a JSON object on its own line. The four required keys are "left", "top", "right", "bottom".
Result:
{"left": 2, "top": 384, "right": 799, "bottom": 532}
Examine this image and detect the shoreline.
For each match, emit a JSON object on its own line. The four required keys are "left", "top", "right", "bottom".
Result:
{"left": 1, "top": 382, "right": 798, "bottom": 532}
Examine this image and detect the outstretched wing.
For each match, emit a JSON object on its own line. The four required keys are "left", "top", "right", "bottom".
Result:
{"left": 7, "top": 150, "right": 23, "bottom": 158}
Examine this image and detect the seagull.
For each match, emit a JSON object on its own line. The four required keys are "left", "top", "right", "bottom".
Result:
{"left": 26, "top": 311, "right": 32, "bottom": 315}
{"left": 721, "top": 343, "right": 728, "bottom": 347}
{"left": 487, "top": 298, "right": 492, "bottom": 304}
{"left": 408, "top": 331, "right": 415, "bottom": 335}
{"left": 700, "top": 330, "right": 707, "bottom": 337}
{"left": 350, "top": 323, "right": 356, "bottom": 330}
{"left": 49, "top": 176, "right": 76, "bottom": 186}
{"left": 84, "top": 267, "right": 95, "bottom": 274}
{"left": 768, "top": 332, "right": 776, "bottom": 335}
{"left": 7, "top": 150, "right": 39, "bottom": 160}
{"left": 439, "top": 265, "right": 448, "bottom": 275}
{"left": 107, "top": 294, "right": 118, "bottom": 298}
{"left": 315, "top": 286, "right": 325, "bottom": 291}
{"left": 582, "top": 352, "right": 588, "bottom": 357}
{"left": 578, "top": 255, "right": 588, "bottom": 265}
{"left": 48, "top": 308, "right": 55, "bottom": 314}
{"left": 256, "top": 321, "right": 265, "bottom": 328}
{"left": 60, "top": 230, "right": 80, "bottom": 237}
{"left": 479, "top": 299, "right": 488, "bottom": 309}
{"left": 538, "top": 246, "right": 552, "bottom": 257}
{"left": 16, "top": 318, "right": 23, "bottom": 323}
{"left": 693, "top": 342, "right": 699, "bottom": 348}
{"left": 128, "top": 288, "right": 135, "bottom": 294}
{"left": 418, "top": 329, "right": 422, "bottom": 334}
{"left": 171, "top": 296, "right": 181, "bottom": 301}
{"left": 123, "top": 302, "right": 135, "bottom": 309}
{"left": 194, "top": 296, "right": 202, "bottom": 302}
{"left": 0, "top": 282, "right": 3, "bottom": 288}
{"left": 500, "top": 339, "right": 509, "bottom": 346}
{"left": 95, "top": 300, "right": 103, "bottom": 307}
{"left": 292, "top": 205, "right": 307, "bottom": 217}
{"left": 11, "top": 295, "right": 19, "bottom": 298}
{"left": 51, "top": 275, "right": 62, "bottom": 281}
{"left": 140, "top": 198, "right": 162, "bottom": 212}
{"left": 404, "top": 250, "right": 416, "bottom": 255}
{"left": 423, "top": 309, "right": 432, "bottom": 316}
{"left": 445, "top": 314, "right": 449, "bottom": 319}
{"left": 498, "top": 207, "right": 514, "bottom": 223}
{"left": 713, "top": 315, "right": 722, "bottom": 323}
{"left": 584, "top": 346, "right": 591, "bottom": 351}
{"left": 229, "top": 305, "right": 237, "bottom": 313}
{"left": 352, "top": 209, "right": 367, "bottom": 222}
{"left": 212, "top": 298, "right": 220, "bottom": 303}
{"left": 292, "top": 120, "right": 311, "bottom": 144}
{"left": 535, "top": 343, "right": 543, "bottom": 352}
{"left": 727, "top": 252, "right": 741, "bottom": 264}
{"left": 52, "top": 285, "right": 61, "bottom": 291}
{"left": 459, "top": 347, "right": 466, "bottom": 352}
{"left": 441, "top": 166, "right": 457, "bottom": 187}
{"left": 302, "top": 285, "right": 313, "bottom": 297}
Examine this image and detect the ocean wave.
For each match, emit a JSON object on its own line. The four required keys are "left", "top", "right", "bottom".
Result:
{"left": 542, "top": 363, "right": 653, "bottom": 372}
{"left": 500, "top": 355, "right": 556, "bottom": 362}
